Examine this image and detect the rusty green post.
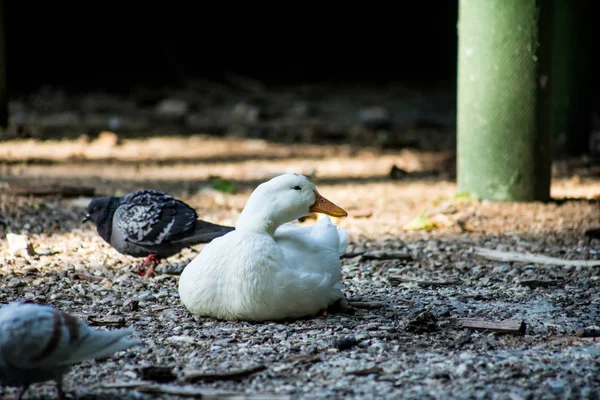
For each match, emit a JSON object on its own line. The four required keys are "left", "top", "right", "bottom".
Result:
{"left": 457, "top": 0, "right": 551, "bottom": 201}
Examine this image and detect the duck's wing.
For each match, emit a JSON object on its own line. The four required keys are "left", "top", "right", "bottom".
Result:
{"left": 274, "top": 217, "right": 347, "bottom": 279}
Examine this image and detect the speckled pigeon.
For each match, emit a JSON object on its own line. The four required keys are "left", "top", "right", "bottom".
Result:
{"left": 83, "top": 189, "right": 235, "bottom": 276}
{"left": 0, "top": 300, "right": 138, "bottom": 400}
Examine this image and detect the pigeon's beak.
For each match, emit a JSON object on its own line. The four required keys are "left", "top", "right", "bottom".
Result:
{"left": 309, "top": 191, "right": 348, "bottom": 218}
{"left": 82, "top": 214, "right": 91, "bottom": 223}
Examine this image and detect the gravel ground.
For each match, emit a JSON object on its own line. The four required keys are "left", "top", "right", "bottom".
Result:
{"left": 1, "top": 136, "right": 600, "bottom": 400}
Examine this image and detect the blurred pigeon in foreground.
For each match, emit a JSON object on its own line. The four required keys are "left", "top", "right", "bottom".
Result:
{"left": 0, "top": 301, "right": 139, "bottom": 400}
{"left": 83, "top": 189, "right": 235, "bottom": 276}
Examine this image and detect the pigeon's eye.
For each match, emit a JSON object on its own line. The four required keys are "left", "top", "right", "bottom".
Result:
{"left": 293, "top": 186, "right": 302, "bottom": 191}
{"left": 92, "top": 207, "right": 99, "bottom": 213}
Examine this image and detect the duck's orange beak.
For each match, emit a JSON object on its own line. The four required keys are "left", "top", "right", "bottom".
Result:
{"left": 309, "top": 191, "right": 348, "bottom": 218}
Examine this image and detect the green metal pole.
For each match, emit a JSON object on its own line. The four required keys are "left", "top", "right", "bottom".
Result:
{"left": 0, "top": 0, "right": 7, "bottom": 129}
{"left": 457, "top": 0, "right": 551, "bottom": 201}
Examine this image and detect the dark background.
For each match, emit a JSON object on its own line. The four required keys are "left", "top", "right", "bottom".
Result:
{"left": 4, "top": 3, "right": 459, "bottom": 95}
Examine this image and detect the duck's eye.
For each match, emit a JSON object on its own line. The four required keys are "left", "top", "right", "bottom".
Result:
{"left": 293, "top": 186, "right": 302, "bottom": 191}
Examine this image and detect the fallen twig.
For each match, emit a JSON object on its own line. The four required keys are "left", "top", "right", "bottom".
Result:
{"left": 98, "top": 382, "right": 289, "bottom": 399}
{"left": 362, "top": 251, "right": 412, "bottom": 261}
{"left": 388, "top": 275, "right": 460, "bottom": 286}
{"left": 457, "top": 318, "right": 526, "bottom": 335}
{"left": 341, "top": 249, "right": 366, "bottom": 259}
{"left": 73, "top": 272, "right": 105, "bottom": 282}
{"left": 346, "top": 366, "right": 383, "bottom": 376}
{"left": 475, "top": 247, "right": 600, "bottom": 267}
{"left": 183, "top": 364, "right": 267, "bottom": 382}
{"left": 347, "top": 301, "right": 383, "bottom": 309}
{"left": 87, "top": 315, "right": 126, "bottom": 327}
{"left": 281, "top": 354, "right": 322, "bottom": 366}
{"left": 519, "top": 279, "right": 562, "bottom": 289}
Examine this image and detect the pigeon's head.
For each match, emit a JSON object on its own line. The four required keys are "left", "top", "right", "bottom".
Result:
{"left": 83, "top": 196, "right": 116, "bottom": 226}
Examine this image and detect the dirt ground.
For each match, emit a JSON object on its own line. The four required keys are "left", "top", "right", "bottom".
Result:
{"left": 1, "top": 130, "right": 600, "bottom": 397}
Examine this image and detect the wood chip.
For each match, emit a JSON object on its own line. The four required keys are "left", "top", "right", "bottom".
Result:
{"left": 73, "top": 272, "right": 105, "bottom": 282}
{"left": 388, "top": 275, "right": 460, "bottom": 286}
{"left": 475, "top": 247, "right": 600, "bottom": 267}
{"left": 346, "top": 366, "right": 383, "bottom": 376}
{"left": 183, "top": 364, "right": 267, "bottom": 382}
{"left": 87, "top": 315, "right": 126, "bottom": 327}
{"left": 362, "top": 251, "right": 412, "bottom": 261}
{"left": 457, "top": 318, "right": 526, "bottom": 335}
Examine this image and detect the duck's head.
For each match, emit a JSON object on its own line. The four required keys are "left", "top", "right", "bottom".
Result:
{"left": 236, "top": 173, "right": 347, "bottom": 233}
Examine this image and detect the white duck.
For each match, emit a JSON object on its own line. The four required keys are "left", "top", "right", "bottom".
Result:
{"left": 178, "top": 173, "right": 349, "bottom": 322}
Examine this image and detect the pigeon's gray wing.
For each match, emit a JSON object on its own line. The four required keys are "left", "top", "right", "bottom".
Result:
{"left": 0, "top": 302, "right": 138, "bottom": 369}
{"left": 115, "top": 190, "right": 198, "bottom": 246}
{"left": 0, "top": 302, "right": 59, "bottom": 369}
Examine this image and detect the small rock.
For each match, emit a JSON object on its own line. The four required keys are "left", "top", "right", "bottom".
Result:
{"left": 335, "top": 336, "right": 359, "bottom": 351}
{"left": 122, "top": 299, "right": 140, "bottom": 312}
{"left": 139, "top": 366, "right": 177, "bottom": 383}
{"left": 390, "top": 165, "right": 409, "bottom": 180}
{"left": 369, "top": 342, "right": 387, "bottom": 353}
{"left": 451, "top": 330, "right": 472, "bottom": 348}
{"left": 577, "top": 325, "right": 600, "bottom": 338}
{"left": 548, "top": 379, "right": 565, "bottom": 395}
{"left": 432, "top": 306, "right": 451, "bottom": 317}
{"left": 405, "top": 309, "right": 438, "bottom": 333}
{"left": 6, "top": 233, "right": 36, "bottom": 257}
{"left": 7, "top": 278, "right": 25, "bottom": 288}
{"left": 455, "top": 362, "right": 471, "bottom": 377}
{"left": 138, "top": 292, "right": 156, "bottom": 302}
{"left": 93, "top": 131, "right": 120, "bottom": 147}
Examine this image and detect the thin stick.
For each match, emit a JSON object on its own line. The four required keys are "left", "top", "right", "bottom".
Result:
{"left": 475, "top": 247, "right": 600, "bottom": 267}
{"left": 183, "top": 364, "right": 267, "bottom": 382}
{"left": 457, "top": 318, "right": 526, "bottom": 335}
{"left": 388, "top": 275, "right": 460, "bottom": 286}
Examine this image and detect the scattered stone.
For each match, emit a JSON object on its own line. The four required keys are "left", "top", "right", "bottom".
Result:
{"left": 405, "top": 309, "right": 438, "bottom": 333}
{"left": 577, "top": 325, "right": 600, "bottom": 338}
{"left": 336, "top": 337, "right": 359, "bottom": 351}
{"left": 6, "top": 233, "right": 36, "bottom": 257}
{"left": 122, "top": 299, "right": 140, "bottom": 312}
{"left": 94, "top": 131, "right": 121, "bottom": 147}
{"left": 139, "top": 366, "right": 177, "bottom": 383}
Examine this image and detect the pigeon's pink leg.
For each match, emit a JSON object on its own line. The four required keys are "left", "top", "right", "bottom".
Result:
{"left": 137, "top": 253, "right": 159, "bottom": 276}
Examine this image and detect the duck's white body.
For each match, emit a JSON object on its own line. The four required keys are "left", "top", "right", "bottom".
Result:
{"left": 178, "top": 173, "right": 349, "bottom": 322}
